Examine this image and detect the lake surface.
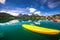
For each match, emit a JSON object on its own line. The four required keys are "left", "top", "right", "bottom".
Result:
{"left": 0, "top": 20, "right": 60, "bottom": 40}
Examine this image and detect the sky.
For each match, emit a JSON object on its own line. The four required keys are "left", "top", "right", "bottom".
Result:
{"left": 0, "top": 0, "right": 60, "bottom": 16}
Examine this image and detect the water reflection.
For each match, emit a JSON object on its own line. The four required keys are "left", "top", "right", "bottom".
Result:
{"left": 0, "top": 20, "right": 19, "bottom": 25}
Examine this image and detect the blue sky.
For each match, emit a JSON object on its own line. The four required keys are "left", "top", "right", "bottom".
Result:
{"left": 0, "top": 0, "right": 60, "bottom": 16}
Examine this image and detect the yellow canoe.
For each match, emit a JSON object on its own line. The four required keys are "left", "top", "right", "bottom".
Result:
{"left": 22, "top": 24, "right": 60, "bottom": 35}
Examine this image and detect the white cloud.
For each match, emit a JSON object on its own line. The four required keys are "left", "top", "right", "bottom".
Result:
{"left": 0, "top": 9, "right": 20, "bottom": 16}
{"left": 0, "top": 7, "right": 29, "bottom": 16}
{"left": 0, "top": 0, "right": 6, "bottom": 4}
{"left": 34, "top": 11, "right": 41, "bottom": 15}
{"left": 41, "top": 0, "right": 47, "bottom": 3}
{"left": 27, "top": 14, "right": 32, "bottom": 16}
{"left": 48, "top": 2, "right": 60, "bottom": 9}
{"left": 6, "top": 11, "right": 19, "bottom": 16}
{"left": 29, "top": 8, "right": 36, "bottom": 13}
{"left": 0, "top": 7, "right": 42, "bottom": 16}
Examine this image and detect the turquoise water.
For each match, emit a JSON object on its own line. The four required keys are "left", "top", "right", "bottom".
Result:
{"left": 0, "top": 20, "right": 60, "bottom": 40}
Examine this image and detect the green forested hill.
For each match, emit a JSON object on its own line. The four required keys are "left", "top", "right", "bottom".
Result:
{"left": 0, "top": 12, "right": 16, "bottom": 23}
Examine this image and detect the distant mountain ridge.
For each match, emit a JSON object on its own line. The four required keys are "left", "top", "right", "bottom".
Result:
{"left": 0, "top": 12, "right": 16, "bottom": 23}
{"left": 0, "top": 12, "right": 60, "bottom": 23}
